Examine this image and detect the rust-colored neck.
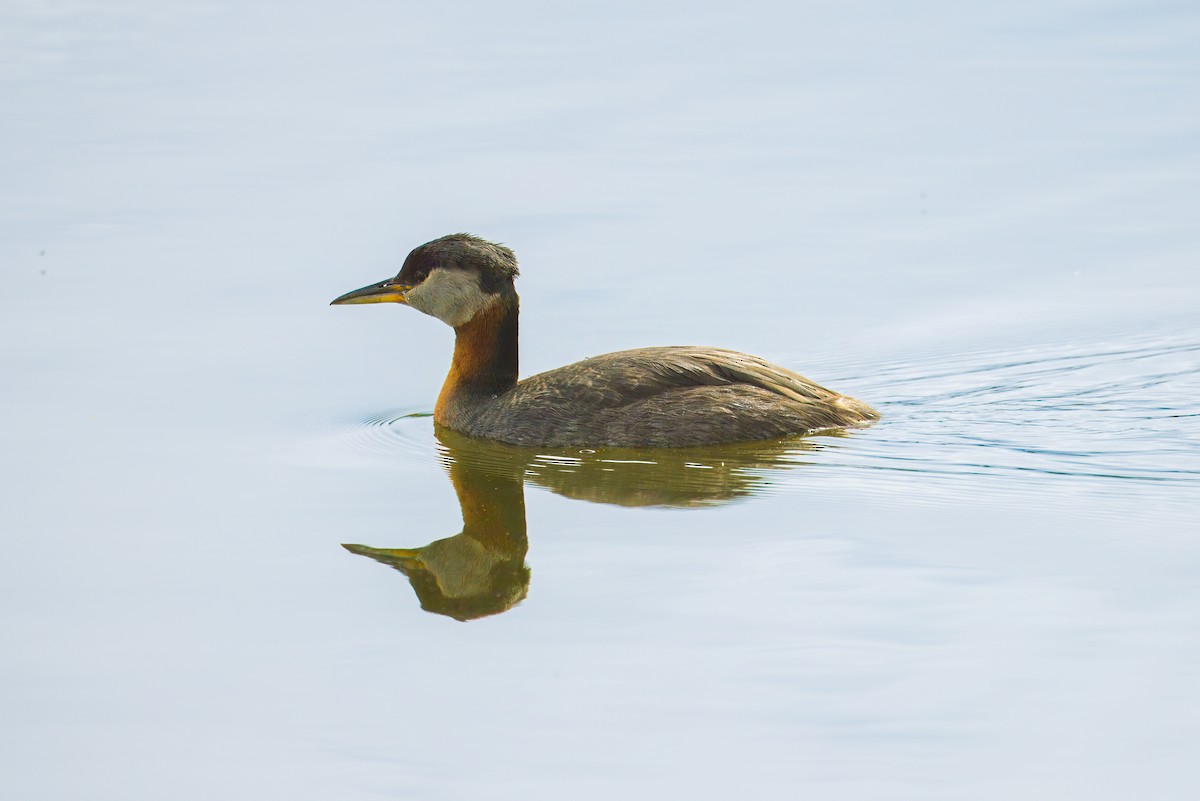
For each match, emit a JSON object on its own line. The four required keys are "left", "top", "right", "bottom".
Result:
{"left": 435, "top": 295, "right": 519, "bottom": 424}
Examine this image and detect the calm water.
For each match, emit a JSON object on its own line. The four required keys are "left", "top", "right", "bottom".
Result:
{"left": 3, "top": 2, "right": 1199, "bottom": 799}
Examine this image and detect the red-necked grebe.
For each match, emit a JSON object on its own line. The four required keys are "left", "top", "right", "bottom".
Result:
{"left": 331, "top": 234, "right": 877, "bottom": 447}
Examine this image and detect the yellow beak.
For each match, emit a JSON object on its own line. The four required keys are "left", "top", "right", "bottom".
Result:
{"left": 330, "top": 279, "right": 413, "bottom": 305}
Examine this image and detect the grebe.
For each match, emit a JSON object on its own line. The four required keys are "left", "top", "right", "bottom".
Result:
{"left": 331, "top": 234, "right": 877, "bottom": 447}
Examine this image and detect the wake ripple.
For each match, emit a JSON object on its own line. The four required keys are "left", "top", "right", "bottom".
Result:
{"left": 321, "top": 333, "right": 1199, "bottom": 511}
{"left": 809, "top": 333, "right": 1200, "bottom": 506}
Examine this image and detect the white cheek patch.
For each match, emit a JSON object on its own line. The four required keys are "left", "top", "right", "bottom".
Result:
{"left": 405, "top": 268, "right": 498, "bottom": 327}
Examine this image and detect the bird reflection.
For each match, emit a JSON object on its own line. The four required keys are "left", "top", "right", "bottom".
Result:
{"left": 343, "top": 425, "right": 832, "bottom": 620}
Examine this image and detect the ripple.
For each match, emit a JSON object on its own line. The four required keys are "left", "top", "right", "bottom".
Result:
{"left": 802, "top": 332, "right": 1200, "bottom": 511}
{"left": 314, "top": 404, "right": 829, "bottom": 505}
{"left": 319, "top": 405, "right": 439, "bottom": 470}
{"left": 316, "top": 332, "right": 1199, "bottom": 514}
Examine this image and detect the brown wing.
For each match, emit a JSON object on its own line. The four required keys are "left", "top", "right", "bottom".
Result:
{"left": 462, "top": 347, "right": 877, "bottom": 446}
{"left": 515, "top": 346, "right": 857, "bottom": 407}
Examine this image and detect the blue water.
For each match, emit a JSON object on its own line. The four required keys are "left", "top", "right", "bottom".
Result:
{"left": 2, "top": 2, "right": 1198, "bottom": 799}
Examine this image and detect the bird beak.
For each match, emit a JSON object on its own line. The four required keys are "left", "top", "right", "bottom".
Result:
{"left": 330, "top": 279, "right": 412, "bottom": 306}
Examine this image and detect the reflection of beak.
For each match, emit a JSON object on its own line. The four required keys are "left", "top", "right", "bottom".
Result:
{"left": 342, "top": 543, "right": 425, "bottom": 572}
{"left": 330, "top": 279, "right": 412, "bottom": 306}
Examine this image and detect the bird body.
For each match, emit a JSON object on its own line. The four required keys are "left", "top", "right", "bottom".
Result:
{"left": 442, "top": 342, "right": 875, "bottom": 447}
{"left": 332, "top": 234, "right": 877, "bottom": 447}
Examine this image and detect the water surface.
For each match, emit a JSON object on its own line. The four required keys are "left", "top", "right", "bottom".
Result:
{"left": 2, "top": 2, "right": 1199, "bottom": 799}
